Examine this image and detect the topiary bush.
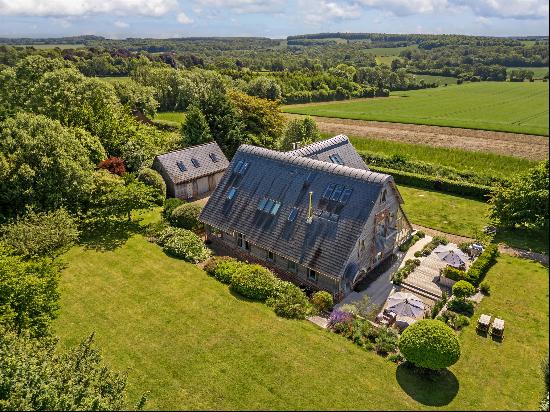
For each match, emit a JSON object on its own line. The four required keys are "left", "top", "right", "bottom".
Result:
{"left": 137, "top": 167, "right": 166, "bottom": 204}
{"left": 161, "top": 229, "right": 211, "bottom": 263}
{"left": 162, "top": 198, "right": 185, "bottom": 220}
{"left": 452, "top": 280, "right": 476, "bottom": 300}
{"left": 310, "top": 290, "right": 334, "bottom": 314}
{"left": 398, "top": 319, "right": 461, "bottom": 370}
{"left": 230, "top": 264, "right": 278, "bottom": 301}
{"left": 267, "top": 281, "right": 311, "bottom": 319}
{"left": 479, "top": 280, "right": 491, "bottom": 295}
{"left": 169, "top": 202, "right": 204, "bottom": 232}
{"left": 447, "top": 298, "right": 475, "bottom": 317}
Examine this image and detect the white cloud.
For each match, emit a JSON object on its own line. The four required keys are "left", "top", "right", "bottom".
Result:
{"left": 358, "top": 0, "right": 449, "bottom": 17}
{"left": 195, "top": 0, "right": 287, "bottom": 14}
{"left": 0, "top": 0, "right": 178, "bottom": 17}
{"left": 451, "top": 0, "right": 548, "bottom": 20}
{"left": 177, "top": 11, "right": 193, "bottom": 24}
{"left": 114, "top": 20, "right": 130, "bottom": 28}
{"left": 303, "top": 1, "right": 362, "bottom": 23}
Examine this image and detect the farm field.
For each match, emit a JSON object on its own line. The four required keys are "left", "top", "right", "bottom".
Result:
{"left": 413, "top": 74, "right": 458, "bottom": 85}
{"left": 54, "top": 212, "right": 548, "bottom": 410}
{"left": 348, "top": 135, "right": 537, "bottom": 180}
{"left": 283, "top": 82, "right": 550, "bottom": 136}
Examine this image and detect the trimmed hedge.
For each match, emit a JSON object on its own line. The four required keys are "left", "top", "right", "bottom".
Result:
{"left": 203, "top": 256, "right": 247, "bottom": 284}
{"left": 452, "top": 280, "right": 476, "bottom": 299}
{"left": 465, "top": 244, "right": 499, "bottom": 285}
{"left": 398, "top": 319, "right": 461, "bottom": 370}
{"left": 441, "top": 266, "right": 467, "bottom": 281}
{"left": 169, "top": 202, "right": 204, "bottom": 232}
{"left": 398, "top": 231, "right": 426, "bottom": 252}
{"left": 391, "top": 258, "right": 421, "bottom": 285}
{"left": 230, "top": 264, "right": 279, "bottom": 301}
{"left": 369, "top": 165, "right": 491, "bottom": 200}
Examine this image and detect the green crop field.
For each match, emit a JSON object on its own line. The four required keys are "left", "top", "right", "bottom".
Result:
{"left": 347, "top": 135, "right": 537, "bottom": 180}
{"left": 53, "top": 209, "right": 548, "bottom": 410}
{"left": 413, "top": 74, "right": 458, "bottom": 85}
{"left": 283, "top": 82, "right": 550, "bottom": 135}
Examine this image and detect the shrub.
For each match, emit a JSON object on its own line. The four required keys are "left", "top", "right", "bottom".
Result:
{"left": 204, "top": 256, "right": 233, "bottom": 275}
{"left": 447, "top": 298, "right": 475, "bottom": 317}
{"left": 137, "top": 167, "right": 166, "bottom": 204}
{"left": 155, "top": 226, "right": 184, "bottom": 246}
{"left": 267, "top": 281, "right": 311, "bottom": 319}
{"left": 161, "top": 229, "right": 211, "bottom": 263}
{"left": 441, "top": 266, "right": 467, "bottom": 281}
{"left": 387, "top": 353, "right": 405, "bottom": 364}
{"left": 452, "top": 280, "right": 476, "bottom": 300}
{"left": 392, "top": 258, "right": 421, "bottom": 284}
{"left": 169, "top": 202, "right": 204, "bottom": 232}
{"left": 458, "top": 242, "right": 471, "bottom": 253}
{"left": 98, "top": 156, "right": 126, "bottom": 176}
{"left": 327, "top": 310, "right": 354, "bottom": 335}
{"left": 144, "top": 221, "right": 169, "bottom": 243}
{"left": 162, "top": 198, "right": 185, "bottom": 220}
{"left": 440, "top": 310, "right": 470, "bottom": 330}
{"left": 479, "top": 281, "right": 491, "bottom": 295}
{"left": 399, "top": 232, "right": 424, "bottom": 252}
{"left": 431, "top": 293, "right": 448, "bottom": 319}
{"left": 310, "top": 290, "right": 334, "bottom": 314}
{"left": 466, "top": 244, "right": 499, "bottom": 285}
{"left": 230, "top": 264, "right": 278, "bottom": 301}
{"left": 415, "top": 236, "right": 448, "bottom": 258}
{"left": 374, "top": 327, "right": 399, "bottom": 355}
{"left": 398, "top": 319, "right": 461, "bottom": 370}
{"left": 210, "top": 258, "right": 247, "bottom": 284}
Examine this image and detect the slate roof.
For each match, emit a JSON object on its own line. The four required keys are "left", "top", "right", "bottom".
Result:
{"left": 287, "top": 134, "right": 369, "bottom": 170}
{"left": 199, "top": 143, "right": 395, "bottom": 279}
{"left": 154, "top": 142, "right": 229, "bottom": 185}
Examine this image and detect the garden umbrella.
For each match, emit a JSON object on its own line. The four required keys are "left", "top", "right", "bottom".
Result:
{"left": 385, "top": 292, "right": 425, "bottom": 318}
{"left": 395, "top": 316, "right": 417, "bottom": 332}
{"left": 435, "top": 249, "right": 467, "bottom": 268}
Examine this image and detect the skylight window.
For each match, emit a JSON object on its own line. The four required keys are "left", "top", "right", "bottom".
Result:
{"left": 176, "top": 161, "right": 187, "bottom": 172}
{"left": 322, "top": 184, "right": 336, "bottom": 199}
{"left": 264, "top": 199, "right": 274, "bottom": 213}
{"left": 329, "top": 153, "right": 344, "bottom": 165}
{"left": 258, "top": 197, "right": 268, "bottom": 211}
{"left": 270, "top": 202, "right": 281, "bottom": 215}
{"left": 339, "top": 188, "right": 353, "bottom": 203}
{"left": 191, "top": 158, "right": 200, "bottom": 168}
{"left": 209, "top": 153, "right": 218, "bottom": 163}
{"left": 234, "top": 160, "right": 243, "bottom": 173}
{"left": 227, "top": 187, "right": 237, "bottom": 200}
{"left": 288, "top": 207, "right": 298, "bottom": 222}
{"left": 233, "top": 160, "right": 250, "bottom": 175}
{"left": 330, "top": 184, "right": 344, "bottom": 201}
{"left": 258, "top": 196, "right": 282, "bottom": 215}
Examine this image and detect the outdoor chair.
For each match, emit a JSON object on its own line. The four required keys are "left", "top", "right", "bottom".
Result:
{"left": 491, "top": 318, "right": 505, "bottom": 339}
{"left": 477, "top": 314, "right": 491, "bottom": 332}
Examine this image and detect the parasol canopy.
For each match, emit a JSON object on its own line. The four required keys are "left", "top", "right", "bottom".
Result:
{"left": 386, "top": 292, "right": 425, "bottom": 318}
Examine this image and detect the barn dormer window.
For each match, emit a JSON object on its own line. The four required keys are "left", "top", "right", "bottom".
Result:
{"left": 191, "top": 158, "right": 200, "bottom": 168}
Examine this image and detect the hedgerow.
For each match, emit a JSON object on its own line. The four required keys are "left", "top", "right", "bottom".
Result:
{"left": 266, "top": 281, "right": 311, "bottom": 319}
{"left": 229, "top": 264, "right": 279, "bottom": 301}
{"left": 465, "top": 244, "right": 499, "bottom": 285}
{"left": 391, "top": 258, "right": 421, "bottom": 285}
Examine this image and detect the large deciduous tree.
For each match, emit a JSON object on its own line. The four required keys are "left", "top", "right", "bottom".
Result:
{"left": 489, "top": 161, "right": 549, "bottom": 230}
{"left": 0, "top": 113, "right": 96, "bottom": 216}
{"left": 280, "top": 116, "right": 320, "bottom": 150}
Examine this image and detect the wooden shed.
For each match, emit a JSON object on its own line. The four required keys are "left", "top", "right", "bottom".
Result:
{"left": 153, "top": 142, "right": 229, "bottom": 200}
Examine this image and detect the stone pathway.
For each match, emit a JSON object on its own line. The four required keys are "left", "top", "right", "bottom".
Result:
{"left": 307, "top": 315, "right": 328, "bottom": 329}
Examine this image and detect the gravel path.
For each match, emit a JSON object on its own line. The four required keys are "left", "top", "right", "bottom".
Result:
{"left": 285, "top": 114, "right": 549, "bottom": 161}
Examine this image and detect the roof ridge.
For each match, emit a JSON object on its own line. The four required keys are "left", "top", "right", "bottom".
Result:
{"left": 286, "top": 134, "right": 349, "bottom": 156}
{"left": 238, "top": 144, "right": 390, "bottom": 184}
{"left": 155, "top": 141, "right": 221, "bottom": 158}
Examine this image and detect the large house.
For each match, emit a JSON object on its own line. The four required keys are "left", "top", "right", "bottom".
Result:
{"left": 199, "top": 135, "right": 412, "bottom": 300}
{"left": 153, "top": 142, "right": 229, "bottom": 200}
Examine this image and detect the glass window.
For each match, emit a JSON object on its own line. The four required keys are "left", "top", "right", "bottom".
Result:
{"left": 233, "top": 160, "right": 243, "bottom": 173}
{"left": 330, "top": 185, "right": 344, "bottom": 201}
{"left": 322, "top": 184, "right": 336, "bottom": 199}
{"left": 258, "top": 197, "right": 268, "bottom": 210}
{"left": 270, "top": 202, "right": 281, "bottom": 215}
{"left": 209, "top": 153, "right": 218, "bottom": 163}
{"left": 339, "top": 188, "right": 353, "bottom": 203}
{"left": 191, "top": 158, "right": 200, "bottom": 168}
{"left": 307, "top": 268, "right": 318, "bottom": 282}
{"left": 176, "top": 161, "right": 187, "bottom": 172}
{"left": 267, "top": 251, "right": 274, "bottom": 261}
{"left": 263, "top": 198, "right": 274, "bottom": 212}
{"left": 227, "top": 187, "right": 237, "bottom": 200}
{"left": 288, "top": 260, "right": 297, "bottom": 272}
{"left": 288, "top": 207, "right": 298, "bottom": 222}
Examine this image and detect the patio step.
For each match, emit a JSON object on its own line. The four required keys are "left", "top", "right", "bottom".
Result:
{"left": 400, "top": 281, "right": 442, "bottom": 302}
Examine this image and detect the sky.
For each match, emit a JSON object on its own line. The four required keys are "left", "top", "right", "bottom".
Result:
{"left": 0, "top": 0, "right": 548, "bottom": 39}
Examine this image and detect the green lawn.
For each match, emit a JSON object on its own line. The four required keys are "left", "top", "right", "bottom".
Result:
{"left": 413, "top": 74, "right": 458, "bottom": 85}
{"left": 348, "top": 135, "right": 537, "bottom": 180}
{"left": 398, "top": 185, "right": 489, "bottom": 238}
{"left": 154, "top": 111, "right": 186, "bottom": 126}
{"left": 54, "top": 215, "right": 549, "bottom": 410}
{"left": 398, "top": 185, "right": 548, "bottom": 254}
{"left": 283, "top": 82, "right": 550, "bottom": 136}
